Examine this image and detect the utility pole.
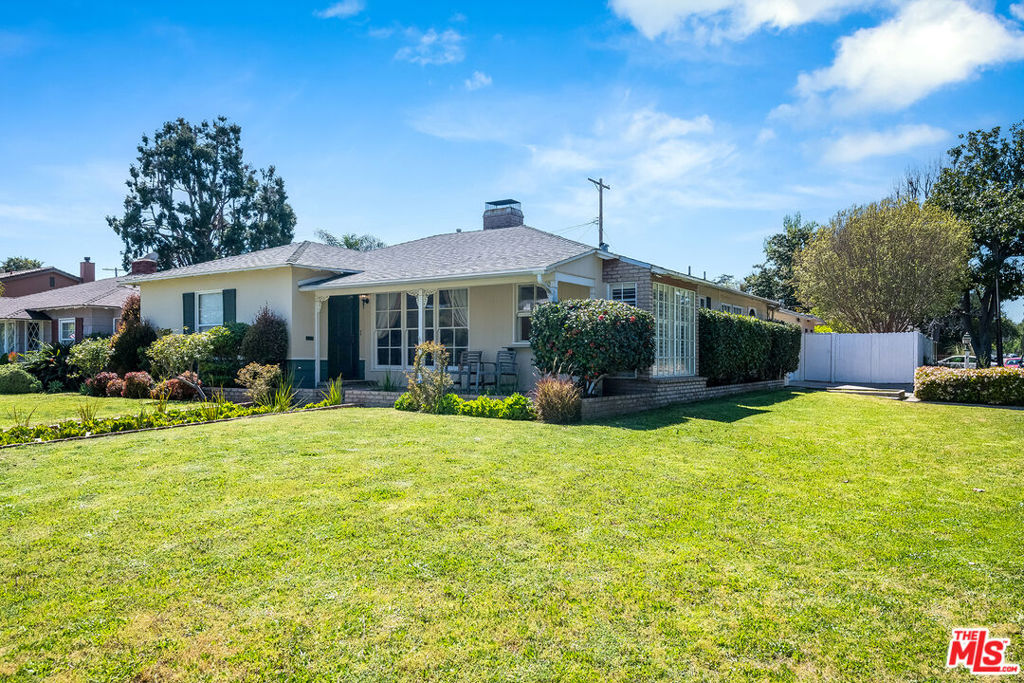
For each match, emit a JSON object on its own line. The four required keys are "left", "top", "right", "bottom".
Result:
{"left": 588, "top": 177, "right": 610, "bottom": 249}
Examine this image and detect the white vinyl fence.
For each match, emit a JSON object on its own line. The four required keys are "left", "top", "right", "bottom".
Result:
{"left": 789, "top": 332, "right": 933, "bottom": 385}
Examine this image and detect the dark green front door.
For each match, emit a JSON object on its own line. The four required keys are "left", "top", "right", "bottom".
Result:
{"left": 328, "top": 295, "right": 360, "bottom": 381}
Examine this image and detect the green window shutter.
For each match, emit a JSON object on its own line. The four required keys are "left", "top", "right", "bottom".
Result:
{"left": 182, "top": 292, "right": 195, "bottom": 333}
{"left": 222, "top": 289, "right": 236, "bottom": 324}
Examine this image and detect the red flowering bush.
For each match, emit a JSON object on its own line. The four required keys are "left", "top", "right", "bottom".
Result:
{"left": 122, "top": 371, "right": 154, "bottom": 399}
{"left": 151, "top": 371, "right": 203, "bottom": 401}
{"left": 86, "top": 371, "right": 120, "bottom": 397}
{"left": 105, "top": 378, "right": 125, "bottom": 397}
{"left": 915, "top": 366, "right": 1024, "bottom": 405}
{"left": 530, "top": 299, "right": 655, "bottom": 395}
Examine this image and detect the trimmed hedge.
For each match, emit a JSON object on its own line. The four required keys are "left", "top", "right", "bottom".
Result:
{"left": 0, "top": 365, "right": 42, "bottom": 394}
{"left": 914, "top": 366, "right": 1024, "bottom": 406}
{"left": 393, "top": 391, "right": 537, "bottom": 420}
{"left": 698, "top": 310, "right": 801, "bottom": 386}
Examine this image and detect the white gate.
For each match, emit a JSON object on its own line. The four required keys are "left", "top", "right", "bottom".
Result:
{"left": 790, "top": 332, "right": 933, "bottom": 384}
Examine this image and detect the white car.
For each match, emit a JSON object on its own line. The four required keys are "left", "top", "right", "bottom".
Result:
{"left": 938, "top": 355, "right": 977, "bottom": 368}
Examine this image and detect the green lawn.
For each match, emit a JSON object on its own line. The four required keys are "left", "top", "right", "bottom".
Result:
{"left": 1, "top": 390, "right": 1021, "bottom": 681}
{"left": 0, "top": 393, "right": 156, "bottom": 430}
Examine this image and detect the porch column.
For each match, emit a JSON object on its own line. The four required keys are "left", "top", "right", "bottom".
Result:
{"left": 313, "top": 297, "right": 324, "bottom": 386}
{"left": 415, "top": 288, "right": 427, "bottom": 346}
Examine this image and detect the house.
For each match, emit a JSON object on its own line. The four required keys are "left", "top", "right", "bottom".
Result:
{"left": 130, "top": 200, "right": 786, "bottom": 389}
{"left": 774, "top": 307, "right": 823, "bottom": 333}
{"left": 0, "top": 276, "right": 137, "bottom": 355}
{"left": 0, "top": 259, "right": 94, "bottom": 297}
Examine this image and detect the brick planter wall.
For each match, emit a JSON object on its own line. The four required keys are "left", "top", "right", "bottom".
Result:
{"left": 345, "top": 389, "right": 511, "bottom": 408}
{"left": 213, "top": 386, "right": 322, "bottom": 406}
{"left": 581, "top": 377, "right": 786, "bottom": 420}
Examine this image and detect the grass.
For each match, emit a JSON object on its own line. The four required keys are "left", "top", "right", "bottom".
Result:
{"left": 0, "top": 390, "right": 1022, "bottom": 680}
{"left": 0, "top": 393, "right": 156, "bottom": 430}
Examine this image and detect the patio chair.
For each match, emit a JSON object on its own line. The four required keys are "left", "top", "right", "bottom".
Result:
{"left": 479, "top": 350, "right": 519, "bottom": 394}
{"left": 455, "top": 350, "right": 484, "bottom": 391}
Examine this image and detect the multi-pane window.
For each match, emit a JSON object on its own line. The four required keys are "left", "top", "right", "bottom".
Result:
{"left": 59, "top": 319, "right": 76, "bottom": 344}
{"left": 1, "top": 322, "right": 18, "bottom": 354}
{"left": 652, "top": 282, "right": 696, "bottom": 377}
{"left": 515, "top": 284, "right": 548, "bottom": 342}
{"left": 719, "top": 303, "right": 743, "bottom": 315}
{"left": 197, "top": 291, "right": 223, "bottom": 332}
{"left": 700, "top": 296, "right": 712, "bottom": 309}
{"left": 608, "top": 282, "right": 637, "bottom": 307}
{"left": 375, "top": 288, "right": 468, "bottom": 368}
{"left": 26, "top": 322, "right": 41, "bottom": 351}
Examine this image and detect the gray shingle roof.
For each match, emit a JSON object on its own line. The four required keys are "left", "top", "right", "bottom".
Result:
{"left": 0, "top": 278, "right": 136, "bottom": 320}
{"left": 0, "top": 266, "right": 81, "bottom": 283}
{"left": 125, "top": 228, "right": 595, "bottom": 289}
{"left": 125, "top": 242, "right": 364, "bottom": 281}
{"left": 312, "top": 226, "right": 594, "bottom": 288}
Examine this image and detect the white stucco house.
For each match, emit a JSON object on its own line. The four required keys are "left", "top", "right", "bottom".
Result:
{"left": 128, "top": 200, "right": 785, "bottom": 389}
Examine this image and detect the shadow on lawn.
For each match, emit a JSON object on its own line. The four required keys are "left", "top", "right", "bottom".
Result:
{"left": 596, "top": 389, "right": 810, "bottom": 431}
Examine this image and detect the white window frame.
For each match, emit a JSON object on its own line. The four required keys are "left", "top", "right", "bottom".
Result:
{"left": 1, "top": 321, "right": 19, "bottom": 355}
{"left": 372, "top": 288, "right": 470, "bottom": 370}
{"left": 652, "top": 282, "right": 696, "bottom": 378}
{"left": 513, "top": 283, "right": 549, "bottom": 344}
{"left": 26, "top": 321, "right": 41, "bottom": 350}
{"left": 195, "top": 289, "right": 224, "bottom": 333}
{"left": 58, "top": 318, "right": 76, "bottom": 344}
{"left": 607, "top": 282, "right": 638, "bottom": 307}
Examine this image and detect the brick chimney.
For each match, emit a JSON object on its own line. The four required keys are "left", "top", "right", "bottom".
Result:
{"left": 79, "top": 257, "right": 95, "bottom": 283}
{"left": 483, "top": 199, "right": 524, "bottom": 230}
{"left": 130, "top": 253, "right": 159, "bottom": 275}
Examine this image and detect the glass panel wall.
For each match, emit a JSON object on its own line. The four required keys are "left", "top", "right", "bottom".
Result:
{"left": 652, "top": 282, "right": 696, "bottom": 377}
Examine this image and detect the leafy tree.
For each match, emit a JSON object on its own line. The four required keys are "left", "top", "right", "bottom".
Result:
{"left": 743, "top": 213, "right": 817, "bottom": 309}
{"left": 107, "top": 117, "right": 296, "bottom": 270}
{"left": 712, "top": 274, "right": 741, "bottom": 289}
{"left": 930, "top": 121, "right": 1024, "bottom": 366}
{"left": 1, "top": 257, "right": 43, "bottom": 272}
{"left": 315, "top": 229, "right": 386, "bottom": 251}
{"left": 794, "top": 200, "right": 971, "bottom": 333}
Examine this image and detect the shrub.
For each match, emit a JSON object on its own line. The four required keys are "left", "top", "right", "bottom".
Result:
{"left": 405, "top": 341, "right": 454, "bottom": 414}
{"left": 434, "top": 392, "right": 464, "bottom": 415}
{"left": 530, "top": 299, "right": 655, "bottom": 395}
{"left": 236, "top": 362, "right": 282, "bottom": 405}
{"left": 698, "top": 310, "right": 801, "bottom": 386}
{"left": 69, "top": 337, "right": 112, "bottom": 378}
{"left": 394, "top": 392, "right": 418, "bottom": 411}
{"left": 122, "top": 371, "right": 154, "bottom": 399}
{"left": 19, "top": 342, "right": 75, "bottom": 390}
{"left": 499, "top": 393, "right": 536, "bottom": 421}
{"left": 147, "top": 327, "right": 227, "bottom": 381}
{"left": 201, "top": 322, "right": 250, "bottom": 387}
{"left": 151, "top": 371, "right": 203, "bottom": 401}
{"left": 85, "top": 371, "right": 119, "bottom": 397}
{"left": 532, "top": 375, "right": 581, "bottom": 424}
{"left": 459, "top": 395, "right": 501, "bottom": 418}
{"left": 914, "top": 366, "right": 1024, "bottom": 406}
{"left": 46, "top": 380, "right": 64, "bottom": 393}
{"left": 109, "top": 294, "right": 159, "bottom": 374}
{"left": 0, "top": 365, "right": 42, "bottom": 394}
{"left": 105, "top": 378, "right": 125, "bottom": 397}
{"left": 240, "top": 306, "right": 288, "bottom": 366}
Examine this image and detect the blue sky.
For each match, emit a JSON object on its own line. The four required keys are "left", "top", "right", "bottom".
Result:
{"left": 2, "top": 0, "right": 1024, "bottom": 320}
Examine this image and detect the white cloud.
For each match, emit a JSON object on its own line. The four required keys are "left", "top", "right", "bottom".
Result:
{"left": 395, "top": 28, "right": 465, "bottom": 65}
{"left": 464, "top": 70, "right": 492, "bottom": 90}
{"left": 756, "top": 127, "right": 776, "bottom": 144}
{"left": 823, "top": 124, "right": 948, "bottom": 163}
{"left": 315, "top": 0, "right": 365, "bottom": 19}
{"left": 1012, "top": 3, "right": 1024, "bottom": 22}
{"left": 795, "top": 0, "right": 1024, "bottom": 112}
{"left": 608, "top": 0, "right": 880, "bottom": 42}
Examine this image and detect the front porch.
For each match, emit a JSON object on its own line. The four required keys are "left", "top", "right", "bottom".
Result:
{"left": 0, "top": 319, "right": 47, "bottom": 356}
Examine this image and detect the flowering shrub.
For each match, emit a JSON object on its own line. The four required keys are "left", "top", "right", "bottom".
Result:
{"left": 85, "top": 371, "right": 120, "bottom": 397}
{"left": 914, "top": 366, "right": 1024, "bottom": 406}
{"left": 235, "top": 362, "right": 282, "bottom": 405}
{"left": 699, "top": 310, "right": 801, "bottom": 386}
{"left": 105, "top": 378, "right": 125, "bottom": 397}
{"left": 531, "top": 375, "right": 581, "bottom": 424}
{"left": 122, "top": 371, "right": 154, "bottom": 399}
{"left": 530, "top": 299, "right": 655, "bottom": 395}
{"left": 404, "top": 341, "right": 453, "bottom": 413}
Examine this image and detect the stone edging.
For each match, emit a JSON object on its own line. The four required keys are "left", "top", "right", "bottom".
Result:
{"left": 0, "top": 403, "right": 356, "bottom": 451}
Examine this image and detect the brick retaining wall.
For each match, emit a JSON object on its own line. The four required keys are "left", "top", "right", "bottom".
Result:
{"left": 581, "top": 378, "right": 786, "bottom": 420}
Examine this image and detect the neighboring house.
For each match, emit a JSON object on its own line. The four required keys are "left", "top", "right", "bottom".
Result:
{"left": 130, "top": 200, "right": 786, "bottom": 388}
{"left": 774, "top": 307, "right": 823, "bottom": 333}
{"left": 0, "top": 277, "right": 137, "bottom": 355}
{"left": 0, "top": 258, "right": 95, "bottom": 297}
